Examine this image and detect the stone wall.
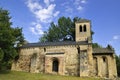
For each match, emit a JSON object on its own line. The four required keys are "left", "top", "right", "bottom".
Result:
{"left": 79, "top": 44, "right": 93, "bottom": 77}
{"left": 44, "top": 45, "right": 79, "bottom": 76}
{"left": 12, "top": 47, "right": 45, "bottom": 73}
{"left": 12, "top": 55, "right": 31, "bottom": 72}
{"left": 93, "top": 54, "right": 117, "bottom": 79}
{"left": 11, "top": 44, "right": 117, "bottom": 79}
{"left": 12, "top": 44, "right": 91, "bottom": 77}
{"left": 75, "top": 21, "right": 91, "bottom": 42}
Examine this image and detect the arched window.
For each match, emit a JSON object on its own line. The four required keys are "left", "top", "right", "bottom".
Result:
{"left": 79, "top": 25, "right": 82, "bottom": 32}
{"left": 103, "top": 57, "right": 106, "bottom": 62}
{"left": 44, "top": 48, "right": 46, "bottom": 52}
{"left": 83, "top": 25, "right": 87, "bottom": 32}
{"left": 77, "top": 47, "right": 80, "bottom": 54}
{"left": 52, "top": 58, "right": 59, "bottom": 72}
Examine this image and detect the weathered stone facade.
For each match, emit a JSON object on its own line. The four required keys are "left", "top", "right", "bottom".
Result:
{"left": 12, "top": 19, "right": 117, "bottom": 79}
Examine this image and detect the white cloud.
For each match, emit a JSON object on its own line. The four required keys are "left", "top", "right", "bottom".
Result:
{"left": 113, "top": 35, "right": 119, "bottom": 40}
{"left": 108, "top": 35, "right": 120, "bottom": 45}
{"left": 74, "top": 0, "right": 87, "bottom": 11}
{"left": 74, "top": 0, "right": 87, "bottom": 5}
{"left": 60, "top": 2, "right": 73, "bottom": 13}
{"left": 30, "top": 22, "right": 44, "bottom": 35}
{"left": 26, "top": 0, "right": 60, "bottom": 35}
{"left": 65, "top": 7, "right": 73, "bottom": 13}
{"left": 81, "top": 0, "right": 87, "bottom": 4}
{"left": 34, "top": 4, "right": 56, "bottom": 22}
{"left": 77, "top": 6, "right": 83, "bottom": 11}
{"left": 44, "top": 0, "right": 50, "bottom": 6}
{"left": 60, "top": 0, "right": 87, "bottom": 14}
{"left": 26, "top": 0, "right": 88, "bottom": 35}
{"left": 53, "top": 11, "right": 60, "bottom": 17}
{"left": 27, "top": 0, "right": 59, "bottom": 23}
{"left": 44, "top": 0, "right": 55, "bottom": 6}
{"left": 27, "top": 0, "right": 42, "bottom": 12}
{"left": 74, "top": 0, "right": 80, "bottom": 5}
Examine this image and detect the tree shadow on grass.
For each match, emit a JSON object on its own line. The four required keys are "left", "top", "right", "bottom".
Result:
{"left": 0, "top": 70, "right": 10, "bottom": 74}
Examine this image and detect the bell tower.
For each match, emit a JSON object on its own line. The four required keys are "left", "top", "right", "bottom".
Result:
{"left": 75, "top": 19, "right": 92, "bottom": 42}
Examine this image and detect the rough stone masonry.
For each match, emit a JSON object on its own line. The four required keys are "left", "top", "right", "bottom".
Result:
{"left": 12, "top": 19, "right": 117, "bottom": 79}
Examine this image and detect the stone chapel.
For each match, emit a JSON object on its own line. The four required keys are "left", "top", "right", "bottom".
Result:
{"left": 12, "top": 19, "right": 117, "bottom": 79}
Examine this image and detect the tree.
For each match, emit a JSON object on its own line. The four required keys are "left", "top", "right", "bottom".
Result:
{"left": 0, "top": 48, "right": 4, "bottom": 62}
{"left": 92, "top": 43, "right": 102, "bottom": 48}
{"left": 0, "top": 8, "right": 24, "bottom": 70}
{"left": 40, "top": 16, "right": 93, "bottom": 42}
{"left": 116, "top": 55, "right": 120, "bottom": 77}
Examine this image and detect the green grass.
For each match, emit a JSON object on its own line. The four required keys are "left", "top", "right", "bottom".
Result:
{"left": 0, "top": 71, "right": 103, "bottom": 80}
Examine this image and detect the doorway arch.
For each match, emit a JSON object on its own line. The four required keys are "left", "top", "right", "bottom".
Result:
{"left": 52, "top": 58, "right": 59, "bottom": 72}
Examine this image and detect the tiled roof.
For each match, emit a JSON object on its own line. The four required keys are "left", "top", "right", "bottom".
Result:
{"left": 21, "top": 41, "right": 89, "bottom": 48}
{"left": 93, "top": 48, "right": 114, "bottom": 54}
{"left": 76, "top": 19, "right": 90, "bottom": 23}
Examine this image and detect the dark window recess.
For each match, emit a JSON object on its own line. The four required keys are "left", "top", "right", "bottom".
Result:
{"left": 79, "top": 25, "right": 82, "bottom": 32}
{"left": 77, "top": 47, "right": 80, "bottom": 54}
{"left": 52, "top": 59, "right": 59, "bottom": 72}
{"left": 84, "top": 25, "right": 87, "bottom": 32}
{"left": 44, "top": 48, "right": 46, "bottom": 52}
{"left": 103, "top": 57, "right": 106, "bottom": 62}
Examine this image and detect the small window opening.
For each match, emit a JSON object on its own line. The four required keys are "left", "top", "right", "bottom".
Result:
{"left": 103, "top": 57, "right": 106, "bottom": 62}
{"left": 84, "top": 25, "right": 87, "bottom": 32}
{"left": 77, "top": 47, "right": 80, "bottom": 54}
{"left": 79, "top": 25, "right": 82, "bottom": 32}
{"left": 44, "top": 48, "right": 46, "bottom": 52}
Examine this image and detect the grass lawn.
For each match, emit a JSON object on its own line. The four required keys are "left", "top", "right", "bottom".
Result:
{"left": 0, "top": 71, "right": 103, "bottom": 80}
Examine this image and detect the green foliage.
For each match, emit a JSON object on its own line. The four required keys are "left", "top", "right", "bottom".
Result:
{"left": 40, "top": 16, "right": 94, "bottom": 42}
{"left": 0, "top": 8, "right": 24, "bottom": 70}
{"left": 116, "top": 55, "right": 120, "bottom": 77}
{"left": 92, "top": 43, "right": 102, "bottom": 48}
{"left": 0, "top": 48, "right": 4, "bottom": 61}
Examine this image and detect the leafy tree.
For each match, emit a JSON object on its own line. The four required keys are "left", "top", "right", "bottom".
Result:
{"left": 116, "top": 55, "right": 120, "bottom": 77}
{"left": 40, "top": 16, "right": 94, "bottom": 42}
{"left": 0, "top": 48, "right": 4, "bottom": 62}
{"left": 0, "top": 8, "right": 24, "bottom": 70}
{"left": 92, "top": 43, "right": 102, "bottom": 48}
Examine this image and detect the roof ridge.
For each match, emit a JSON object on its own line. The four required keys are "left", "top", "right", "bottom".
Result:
{"left": 21, "top": 41, "right": 89, "bottom": 48}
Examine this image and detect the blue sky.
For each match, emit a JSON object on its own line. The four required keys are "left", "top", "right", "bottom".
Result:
{"left": 0, "top": 0, "right": 120, "bottom": 55}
